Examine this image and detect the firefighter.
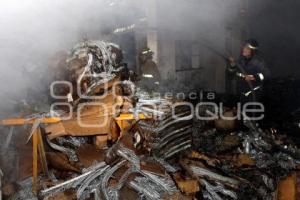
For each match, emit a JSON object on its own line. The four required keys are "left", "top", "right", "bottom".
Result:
{"left": 139, "top": 48, "right": 161, "bottom": 91}
{"left": 228, "top": 39, "right": 270, "bottom": 104}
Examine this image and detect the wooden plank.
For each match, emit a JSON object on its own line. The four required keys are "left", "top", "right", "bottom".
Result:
{"left": 37, "top": 128, "right": 49, "bottom": 177}
{"left": 0, "top": 113, "right": 147, "bottom": 126}
{"left": 32, "top": 129, "right": 38, "bottom": 195}
{"left": 0, "top": 117, "right": 61, "bottom": 126}
{"left": 115, "top": 113, "right": 147, "bottom": 120}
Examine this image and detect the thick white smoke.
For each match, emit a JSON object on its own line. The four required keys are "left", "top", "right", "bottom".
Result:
{"left": 0, "top": 0, "right": 244, "bottom": 114}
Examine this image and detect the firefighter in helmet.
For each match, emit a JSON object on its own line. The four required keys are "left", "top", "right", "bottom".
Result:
{"left": 228, "top": 39, "right": 270, "bottom": 103}
{"left": 139, "top": 47, "right": 161, "bottom": 91}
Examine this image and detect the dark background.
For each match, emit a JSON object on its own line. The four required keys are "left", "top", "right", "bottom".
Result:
{"left": 248, "top": 0, "right": 300, "bottom": 78}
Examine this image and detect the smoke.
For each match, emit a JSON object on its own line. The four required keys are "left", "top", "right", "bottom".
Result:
{"left": 0, "top": 0, "right": 273, "bottom": 114}
{"left": 0, "top": 0, "right": 143, "bottom": 114}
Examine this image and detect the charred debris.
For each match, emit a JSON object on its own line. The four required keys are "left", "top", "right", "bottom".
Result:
{"left": 0, "top": 40, "right": 300, "bottom": 200}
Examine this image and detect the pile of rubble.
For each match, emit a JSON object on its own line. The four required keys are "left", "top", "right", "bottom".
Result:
{"left": 1, "top": 41, "right": 300, "bottom": 200}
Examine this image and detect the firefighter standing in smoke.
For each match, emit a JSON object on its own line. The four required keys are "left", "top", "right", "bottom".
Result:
{"left": 139, "top": 48, "right": 161, "bottom": 91}
{"left": 228, "top": 39, "right": 270, "bottom": 104}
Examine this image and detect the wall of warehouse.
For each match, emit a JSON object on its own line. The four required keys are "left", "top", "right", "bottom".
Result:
{"left": 142, "top": 0, "right": 246, "bottom": 93}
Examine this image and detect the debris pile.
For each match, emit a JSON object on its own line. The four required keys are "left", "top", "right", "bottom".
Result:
{"left": 190, "top": 118, "right": 300, "bottom": 200}
{"left": 1, "top": 41, "right": 300, "bottom": 200}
